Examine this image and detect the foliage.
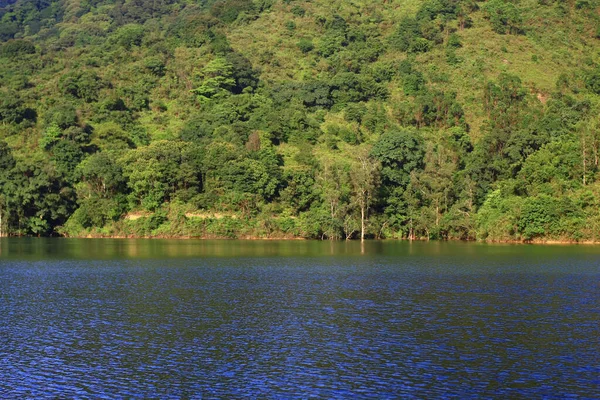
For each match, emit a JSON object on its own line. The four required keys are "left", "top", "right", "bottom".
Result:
{"left": 0, "top": 39, "right": 35, "bottom": 57}
{"left": 482, "top": 0, "right": 523, "bottom": 35}
{"left": 0, "top": 90, "right": 32, "bottom": 124}
{"left": 0, "top": 0, "right": 598, "bottom": 242}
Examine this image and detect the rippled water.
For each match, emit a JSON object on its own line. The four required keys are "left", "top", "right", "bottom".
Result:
{"left": 1, "top": 239, "right": 599, "bottom": 398}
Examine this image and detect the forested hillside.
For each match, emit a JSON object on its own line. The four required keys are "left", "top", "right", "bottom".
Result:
{"left": 0, "top": 0, "right": 599, "bottom": 241}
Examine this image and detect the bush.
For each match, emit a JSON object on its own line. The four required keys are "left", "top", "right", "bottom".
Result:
{"left": 585, "top": 68, "right": 600, "bottom": 94}
{"left": 285, "top": 20, "right": 296, "bottom": 31}
{"left": 410, "top": 38, "right": 431, "bottom": 53}
{"left": 290, "top": 5, "right": 305, "bottom": 17}
{"left": 447, "top": 33, "right": 462, "bottom": 48}
{"left": 297, "top": 38, "right": 314, "bottom": 53}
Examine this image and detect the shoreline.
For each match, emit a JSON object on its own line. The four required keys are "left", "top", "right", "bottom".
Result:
{"left": 29, "top": 234, "right": 600, "bottom": 245}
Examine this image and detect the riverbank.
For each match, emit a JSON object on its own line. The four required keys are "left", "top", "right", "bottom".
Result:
{"left": 51, "top": 209, "right": 600, "bottom": 244}
{"left": 62, "top": 230, "right": 600, "bottom": 245}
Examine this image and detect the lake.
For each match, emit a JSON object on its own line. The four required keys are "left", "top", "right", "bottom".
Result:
{"left": 0, "top": 238, "right": 598, "bottom": 398}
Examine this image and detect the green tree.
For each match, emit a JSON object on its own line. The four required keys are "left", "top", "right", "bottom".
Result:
{"left": 121, "top": 141, "right": 202, "bottom": 211}
{"left": 314, "top": 153, "right": 351, "bottom": 239}
{"left": 10, "top": 156, "right": 75, "bottom": 236}
{"left": 114, "top": 24, "right": 145, "bottom": 48}
{"left": 371, "top": 128, "right": 424, "bottom": 189}
{"left": 297, "top": 38, "right": 314, "bottom": 53}
{"left": 0, "top": 141, "right": 16, "bottom": 236}
{"left": 192, "top": 57, "right": 236, "bottom": 100}
{"left": 0, "top": 39, "right": 35, "bottom": 57}
{"left": 483, "top": 0, "right": 523, "bottom": 35}
{"left": 0, "top": 90, "right": 30, "bottom": 124}
{"left": 349, "top": 145, "right": 380, "bottom": 241}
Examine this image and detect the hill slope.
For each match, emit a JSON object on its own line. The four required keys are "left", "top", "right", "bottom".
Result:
{"left": 0, "top": 0, "right": 599, "bottom": 241}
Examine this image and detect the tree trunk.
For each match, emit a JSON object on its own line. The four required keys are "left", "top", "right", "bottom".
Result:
{"left": 583, "top": 135, "right": 587, "bottom": 186}
{"left": 361, "top": 205, "right": 365, "bottom": 242}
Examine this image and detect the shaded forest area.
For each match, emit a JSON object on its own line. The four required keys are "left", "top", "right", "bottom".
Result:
{"left": 0, "top": 0, "right": 599, "bottom": 241}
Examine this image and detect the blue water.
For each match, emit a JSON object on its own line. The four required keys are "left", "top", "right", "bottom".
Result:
{"left": 0, "top": 239, "right": 599, "bottom": 398}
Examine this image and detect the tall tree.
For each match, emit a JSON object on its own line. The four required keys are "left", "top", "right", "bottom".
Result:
{"left": 349, "top": 145, "right": 380, "bottom": 241}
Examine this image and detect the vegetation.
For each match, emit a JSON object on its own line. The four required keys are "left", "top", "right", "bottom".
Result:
{"left": 0, "top": 0, "right": 599, "bottom": 242}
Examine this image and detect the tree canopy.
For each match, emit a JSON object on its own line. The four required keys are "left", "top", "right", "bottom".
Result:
{"left": 0, "top": 0, "right": 599, "bottom": 241}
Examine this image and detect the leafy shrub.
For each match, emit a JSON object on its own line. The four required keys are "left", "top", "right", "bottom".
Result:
{"left": 290, "top": 5, "right": 305, "bottom": 17}
{"left": 297, "top": 38, "right": 314, "bottom": 53}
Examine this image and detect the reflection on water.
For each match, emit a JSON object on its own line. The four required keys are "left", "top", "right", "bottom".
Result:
{"left": 0, "top": 238, "right": 378, "bottom": 259}
{"left": 4, "top": 237, "right": 600, "bottom": 262}
{"left": 0, "top": 239, "right": 599, "bottom": 398}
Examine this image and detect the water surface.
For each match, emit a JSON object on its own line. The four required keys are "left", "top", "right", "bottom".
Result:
{"left": 1, "top": 239, "right": 598, "bottom": 398}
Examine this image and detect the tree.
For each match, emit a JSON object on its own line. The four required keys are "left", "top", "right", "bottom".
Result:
{"left": 77, "top": 152, "right": 126, "bottom": 198}
{"left": 482, "top": 0, "right": 523, "bottom": 35}
{"left": 0, "top": 90, "right": 30, "bottom": 124}
{"left": 121, "top": 141, "right": 202, "bottom": 211}
{"left": 114, "top": 23, "right": 145, "bottom": 48}
{"left": 225, "top": 52, "right": 259, "bottom": 94}
{"left": 349, "top": 145, "right": 380, "bottom": 241}
{"left": 371, "top": 128, "right": 424, "bottom": 189}
{"left": 389, "top": 17, "right": 420, "bottom": 52}
{"left": 0, "top": 39, "right": 35, "bottom": 57}
{"left": 65, "top": 152, "right": 128, "bottom": 232}
{"left": 192, "top": 57, "right": 236, "bottom": 101}
{"left": 406, "top": 131, "right": 460, "bottom": 239}
{"left": 10, "top": 155, "right": 75, "bottom": 236}
{"left": 59, "top": 71, "right": 103, "bottom": 102}
{"left": 44, "top": 103, "right": 79, "bottom": 130}
{"left": 297, "top": 38, "right": 314, "bottom": 53}
{"left": 0, "top": 141, "right": 16, "bottom": 236}
{"left": 314, "top": 153, "right": 351, "bottom": 240}
{"left": 51, "top": 140, "right": 85, "bottom": 183}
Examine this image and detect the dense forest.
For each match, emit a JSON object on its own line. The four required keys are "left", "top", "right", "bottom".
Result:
{"left": 0, "top": 0, "right": 599, "bottom": 241}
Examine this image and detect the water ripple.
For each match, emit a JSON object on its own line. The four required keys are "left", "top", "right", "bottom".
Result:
{"left": 1, "top": 255, "right": 599, "bottom": 398}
